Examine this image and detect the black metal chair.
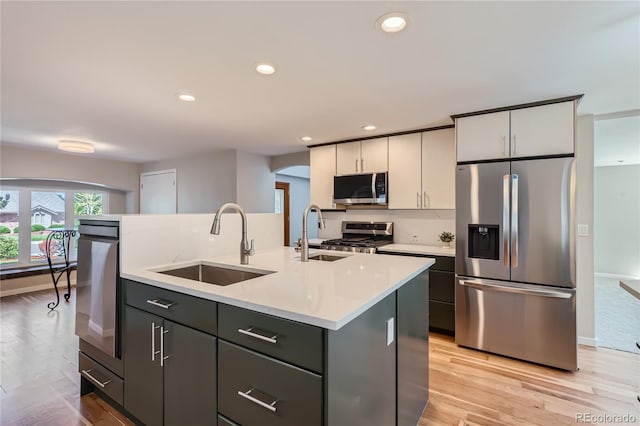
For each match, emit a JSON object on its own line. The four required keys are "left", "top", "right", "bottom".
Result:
{"left": 44, "top": 229, "right": 77, "bottom": 310}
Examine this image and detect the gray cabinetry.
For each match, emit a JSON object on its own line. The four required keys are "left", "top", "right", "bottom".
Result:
{"left": 218, "top": 304, "right": 323, "bottom": 373}
{"left": 218, "top": 340, "right": 323, "bottom": 426}
{"left": 428, "top": 257, "right": 455, "bottom": 335}
{"left": 123, "top": 280, "right": 217, "bottom": 426}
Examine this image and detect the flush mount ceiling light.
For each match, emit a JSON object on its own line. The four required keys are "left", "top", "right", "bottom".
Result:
{"left": 256, "top": 63, "right": 276, "bottom": 75}
{"left": 362, "top": 124, "right": 377, "bottom": 131}
{"left": 178, "top": 94, "right": 196, "bottom": 102}
{"left": 57, "top": 140, "right": 95, "bottom": 154}
{"left": 377, "top": 12, "right": 409, "bottom": 33}
{"left": 301, "top": 136, "right": 312, "bottom": 142}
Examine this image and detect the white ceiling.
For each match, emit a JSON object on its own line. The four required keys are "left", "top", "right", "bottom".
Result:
{"left": 2, "top": 1, "right": 639, "bottom": 163}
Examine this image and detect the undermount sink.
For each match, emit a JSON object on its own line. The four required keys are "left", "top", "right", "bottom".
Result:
{"left": 308, "top": 254, "right": 349, "bottom": 262}
{"left": 157, "top": 263, "right": 273, "bottom": 286}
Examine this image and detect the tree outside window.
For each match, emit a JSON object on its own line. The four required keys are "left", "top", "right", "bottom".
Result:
{"left": 0, "top": 191, "right": 20, "bottom": 264}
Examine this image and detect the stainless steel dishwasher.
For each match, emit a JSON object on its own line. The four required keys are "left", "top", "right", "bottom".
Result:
{"left": 75, "top": 221, "right": 120, "bottom": 359}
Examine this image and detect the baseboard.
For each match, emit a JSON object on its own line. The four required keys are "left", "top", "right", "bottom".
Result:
{"left": 578, "top": 336, "right": 597, "bottom": 347}
{"left": 595, "top": 272, "right": 640, "bottom": 280}
{"left": 0, "top": 281, "right": 77, "bottom": 298}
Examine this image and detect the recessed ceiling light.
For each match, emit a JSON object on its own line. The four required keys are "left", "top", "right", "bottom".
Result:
{"left": 57, "top": 140, "right": 95, "bottom": 154}
{"left": 256, "top": 63, "right": 276, "bottom": 75}
{"left": 301, "top": 136, "right": 312, "bottom": 142}
{"left": 178, "top": 94, "right": 196, "bottom": 102}
{"left": 362, "top": 124, "right": 377, "bottom": 131}
{"left": 377, "top": 12, "right": 408, "bottom": 33}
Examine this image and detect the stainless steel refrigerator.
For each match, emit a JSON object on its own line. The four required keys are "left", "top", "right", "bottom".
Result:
{"left": 455, "top": 157, "right": 577, "bottom": 370}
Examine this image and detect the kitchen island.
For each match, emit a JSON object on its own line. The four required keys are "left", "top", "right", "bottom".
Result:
{"left": 78, "top": 213, "right": 433, "bottom": 426}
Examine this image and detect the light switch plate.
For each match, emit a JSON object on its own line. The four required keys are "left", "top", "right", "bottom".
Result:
{"left": 577, "top": 224, "right": 589, "bottom": 236}
{"left": 386, "top": 318, "right": 394, "bottom": 346}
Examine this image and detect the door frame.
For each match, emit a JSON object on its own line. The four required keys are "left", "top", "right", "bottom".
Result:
{"left": 276, "top": 181, "right": 290, "bottom": 246}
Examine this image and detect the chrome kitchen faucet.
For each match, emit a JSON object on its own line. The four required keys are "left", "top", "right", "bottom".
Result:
{"left": 301, "top": 204, "right": 325, "bottom": 262}
{"left": 211, "top": 203, "right": 255, "bottom": 265}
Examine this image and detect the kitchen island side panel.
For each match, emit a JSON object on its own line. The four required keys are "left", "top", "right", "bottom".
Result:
{"left": 326, "top": 292, "right": 396, "bottom": 426}
{"left": 397, "top": 271, "right": 429, "bottom": 426}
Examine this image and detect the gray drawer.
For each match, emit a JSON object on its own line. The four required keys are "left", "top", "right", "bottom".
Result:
{"left": 79, "top": 352, "right": 124, "bottom": 405}
{"left": 432, "top": 256, "right": 454, "bottom": 272}
{"left": 429, "top": 270, "right": 455, "bottom": 303}
{"left": 218, "top": 414, "right": 240, "bottom": 426}
{"left": 218, "top": 304, "right": 323, "bottom": 373}
{"left": 218, "top": 341, "right": 323, "bottom": 426}
{"left": 429, "top": 300, "right": 455, "bottom": 334}
{"left": 124, "top": 279, "right": 217, "bottom": 335}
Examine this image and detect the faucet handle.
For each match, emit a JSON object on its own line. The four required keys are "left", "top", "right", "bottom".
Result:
{"left": 248, "top": 239, "right": 255, "bottom": 256}
{"left": 295, "top": 238, "right": 302, "bottom": 252}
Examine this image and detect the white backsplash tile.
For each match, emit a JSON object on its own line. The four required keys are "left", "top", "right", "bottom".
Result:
{"left": 318, "top": 209, "right": 455, "bottom": 246}
{"left": 121, "top": 213, "right": 283, "bottom": 270}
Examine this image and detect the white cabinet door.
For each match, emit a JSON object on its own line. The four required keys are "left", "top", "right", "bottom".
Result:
{"left": 456, "top": 111, "right": 510, "bottom": 162}
{"left": 360, "top": 137, "right": 388, "bottom": 173}
{"left": 310, "top": 145, "right": 336, "bottom": 209}
{"left": 510, "top": 101, "right": 574, "bottom": 158}
{"left": 336, "top": 142, "right": 361, "bottom": 175}
{"left": 422, "top": 128, "right": 455, "bottom": 209}
{"left": 388, "top": 133, "right": 422, "bottom": 209}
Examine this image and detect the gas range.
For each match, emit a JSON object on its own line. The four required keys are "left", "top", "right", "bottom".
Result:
{"left": 320, "top": 221, "right": 393, "bottom": 254}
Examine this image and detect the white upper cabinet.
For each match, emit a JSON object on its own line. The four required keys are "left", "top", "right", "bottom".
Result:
{"left": 422, "top": 128, "right": 455, "bottom": 209}
{"left": 310, "top": 145, "right": 336, "bottom": 209}
{"left": 388, "top": 129, "right": 455, "bottom": 210}
{"left": 360, "top": 138, "right": 388, "bottom": 173}
{"left": 336, "top": 138, "right": 388, "bottom": 175}
{"left": 388, "top": 133, "right": 422, "bottom": 209}
{"left": 456, "top": 101, "right": 576, "bottom": 162}
{"left": 456, "top": 111, "right": 510, "bottom": 162}
{"left": 336, "top": 142, "right": 361, "bottom": 175}
{"left": 510, "top": 101, "right": 574, "bottom": 158}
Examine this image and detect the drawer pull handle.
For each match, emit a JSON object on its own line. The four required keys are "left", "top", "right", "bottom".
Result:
{"left": 237, "top": 388, "right": 278, "bottom": 412}
{"left": 238, "top": 327, "right": 278, "bottom": 344}
{"left": 146, "top": 299, "right": 174, "bottom": 309}
{"left": 81, "top": 369, "right": 112, "bottom": 388}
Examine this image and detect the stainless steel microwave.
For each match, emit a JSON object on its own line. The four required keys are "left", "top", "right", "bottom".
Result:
{"left": 333, "top": 172, "right": 388, "bottom": 205}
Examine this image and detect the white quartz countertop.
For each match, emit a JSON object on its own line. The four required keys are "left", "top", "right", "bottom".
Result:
{"left": 121, "top": 247, "right": 433, "bottom": 330}
{"left": 377, "top": 244, "right": 455, "bottom": 257}
{"left": 620, "top": 279, "right": 640, "bottom": 301}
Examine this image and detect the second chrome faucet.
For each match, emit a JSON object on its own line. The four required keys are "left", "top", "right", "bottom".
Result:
{"left": 300, "top": 204, "right": 325, "bottom": 262}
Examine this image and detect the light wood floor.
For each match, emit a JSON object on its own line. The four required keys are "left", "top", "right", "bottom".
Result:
{"left": 1, "top": 288, "right": 638, "bottom": 425}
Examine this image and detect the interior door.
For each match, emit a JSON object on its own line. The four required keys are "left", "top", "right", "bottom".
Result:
{"left": 140, "top": 169, "right": 177, "bottom": 214}
{"left": 455, "top": 162, "right": 511, "bottom": 281}
{"left": 510, "top": 158, "right": 575, "bottom": 287}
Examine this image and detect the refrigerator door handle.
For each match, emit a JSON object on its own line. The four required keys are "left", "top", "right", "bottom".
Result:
{"left": 502, "top": 174, "right": 510, "bottom": 267}
{"left": 459, "top": 280, "right": 572, "bottom": 299}
{"left": 511, "top": 174, "right": 519, "bottom": 268}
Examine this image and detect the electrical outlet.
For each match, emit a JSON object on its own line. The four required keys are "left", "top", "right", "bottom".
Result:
{"left": 411, "top": 235, "right": 418, "bottom": 243}
{"left": 577, "top": 224, "right": 589, "bottom": 237}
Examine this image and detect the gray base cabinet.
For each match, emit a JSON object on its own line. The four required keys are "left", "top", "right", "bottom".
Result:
{"left": 123, "top": 280, "right": 217, "bottom": 426}
{"left": 119, "top": 273, "right": 429, "bottom": 426}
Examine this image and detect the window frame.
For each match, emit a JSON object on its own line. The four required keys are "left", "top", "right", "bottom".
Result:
{"left": 0, "top": 185, "right": 109, "bottom": 268}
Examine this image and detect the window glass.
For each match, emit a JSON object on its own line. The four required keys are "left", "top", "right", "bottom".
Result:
{"left": 0, "top": 191, "right": 20, "bottom": 264}
{"left": 31, "top": 191, "right": 66, "bottom": 262}
{"left": 72, "top": 192, "right": 104, "bottom": 260}
{"left": 275, "top": 189, "right": 284, "bottom": 214}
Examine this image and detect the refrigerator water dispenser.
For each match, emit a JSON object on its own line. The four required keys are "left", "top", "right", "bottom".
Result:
{"left": 468, "top": 225, "right": 499, "bottom": 260}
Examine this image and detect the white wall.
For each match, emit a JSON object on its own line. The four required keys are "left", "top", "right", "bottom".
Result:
{"left": 141, "top": 149, "right": 275, "bottom": 214}
{"left": 576, "top": 114, "right": 596, "bottom": 346}
{"left": 236, "top": 151, "right": 276, "bottom": 213}
{"left": 594, "top": 164, "right": 640, "bottom": 277}
{"left": 270, "top": 151, "right": 309, "bottom": 172}
{"left": 0, "top": 145, "right": 140, "bottom": 212}
{"left": 141, "top": 150, "right": 237, "bottom": 213}
{"left": 275, "top": 173, "right": 315, "bottom": 245}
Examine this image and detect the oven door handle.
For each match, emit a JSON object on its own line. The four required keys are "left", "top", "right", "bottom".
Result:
{"left": 459, "top": 280, "right": 572, "bottom": 299}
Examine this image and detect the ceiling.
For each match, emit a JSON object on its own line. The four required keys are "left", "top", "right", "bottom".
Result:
{"left": 2, "top": 1, "right": 639, "bottom": 163}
